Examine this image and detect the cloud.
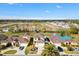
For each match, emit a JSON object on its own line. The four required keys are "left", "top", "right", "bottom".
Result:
{"left": 56, "top": 5, "right": 62, "bottom": 8}
{"left": 7, "top": 3, "right": 23, "bottom": 7}
{"left": 7, "top": 3, "right": 15, "bottom": 5}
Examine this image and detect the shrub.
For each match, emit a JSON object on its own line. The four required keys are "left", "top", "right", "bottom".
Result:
{"left": 1, "top": 45, "right": 6, "bottom": 49}
{"left": 61, "top": 42, "right": 66, "bottom": 47}
{"left": 67, "top": 45, "right": 74, "bottom": 51}
{"left": 15, "top": 43, "right": 19, "bottom": 47}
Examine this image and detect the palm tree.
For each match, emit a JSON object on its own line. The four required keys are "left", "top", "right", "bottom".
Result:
{"left": 27, "top": 37, "right": 34, "bottom": 46}
{"left": 41, "top": 43, "right": 60, "bottom": 56}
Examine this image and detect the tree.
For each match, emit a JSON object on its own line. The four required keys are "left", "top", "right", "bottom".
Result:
{"left": 27, "top": 37, "right": 34, "bottom": 46}
{"left": 6, "top": 42, "right": 12, "bottom": 47}
{"left": 60, "top": 31, "right": 65, "bottom": 36}
{"left": 69, "top": 24, "right": 79, "bottom": 34}
{"left": 41, "top": 43, "right": 60, "bottom": 56}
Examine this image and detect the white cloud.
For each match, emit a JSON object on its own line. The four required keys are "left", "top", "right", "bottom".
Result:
{"left": 56, "top": 5, "right": 62, "bottom": 8}
{"left": 7, "top": 3, "right": 23, "bottom": 7}
{"left": 7, "top": 3, "right": 15, "bottom": 5}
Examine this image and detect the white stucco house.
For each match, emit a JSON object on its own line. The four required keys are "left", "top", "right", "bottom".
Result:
{"left": 2, "top": 27, "right": 9, "bottom": 32}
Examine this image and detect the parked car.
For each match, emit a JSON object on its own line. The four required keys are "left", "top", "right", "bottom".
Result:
{"left": 57, "top": 46, "right": 63, "bottom": 52}
{"left": 19, "top": 46, "right": 24, "bottom": 50}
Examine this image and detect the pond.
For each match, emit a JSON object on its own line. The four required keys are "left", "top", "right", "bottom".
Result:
{"left": 52, "top": 33, "right": 73, "bottom": 40}
{"left": 60, "top": 36, "right": 73, "bottom": 40}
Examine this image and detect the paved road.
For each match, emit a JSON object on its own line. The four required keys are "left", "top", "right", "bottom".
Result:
{"left": 36, "top": 43, "right": 44, "bottom": 55}
{"left": 15, "top": 43, "right": 28, "bottom": 56}
{"left": 27, "top": 43, "right": 44, "bottom": 56}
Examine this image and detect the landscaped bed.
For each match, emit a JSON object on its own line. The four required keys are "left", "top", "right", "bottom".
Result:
{"left": 3, "top": 50, "right": 17, "bottom": 54}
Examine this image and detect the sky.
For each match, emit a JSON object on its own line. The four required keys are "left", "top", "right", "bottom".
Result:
{"left": 0, "top": 3, "right": 79, "bottom": 19}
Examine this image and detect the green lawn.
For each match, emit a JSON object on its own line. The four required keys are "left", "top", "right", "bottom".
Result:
{"left": 25, "top": 45, "right": 33, "bottom": 55}
{"left": 3, "top": 50, "right": 17, "bottom": 54}
{"left": 1, "top": 32, "right": 24, "bottom": 36}
{"left": 65, "top": 51, "right": 79, "bottom": 54}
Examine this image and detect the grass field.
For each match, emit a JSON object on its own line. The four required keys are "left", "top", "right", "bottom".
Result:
{"left": 1, "top": 32, "right": 24, "bottom": 37}
{"left": 25, "top": 45, "right": 33, "bottom": 55}
{"left": 65, "top": 50, "right": 79, "bottom": 54}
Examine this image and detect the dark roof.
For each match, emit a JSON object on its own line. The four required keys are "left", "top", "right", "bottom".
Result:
{"left": 11, "top": 35, "right": 19, "bottom": 37}
{"left": 0, "top": 34, "right": 8, "bottom": 41}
